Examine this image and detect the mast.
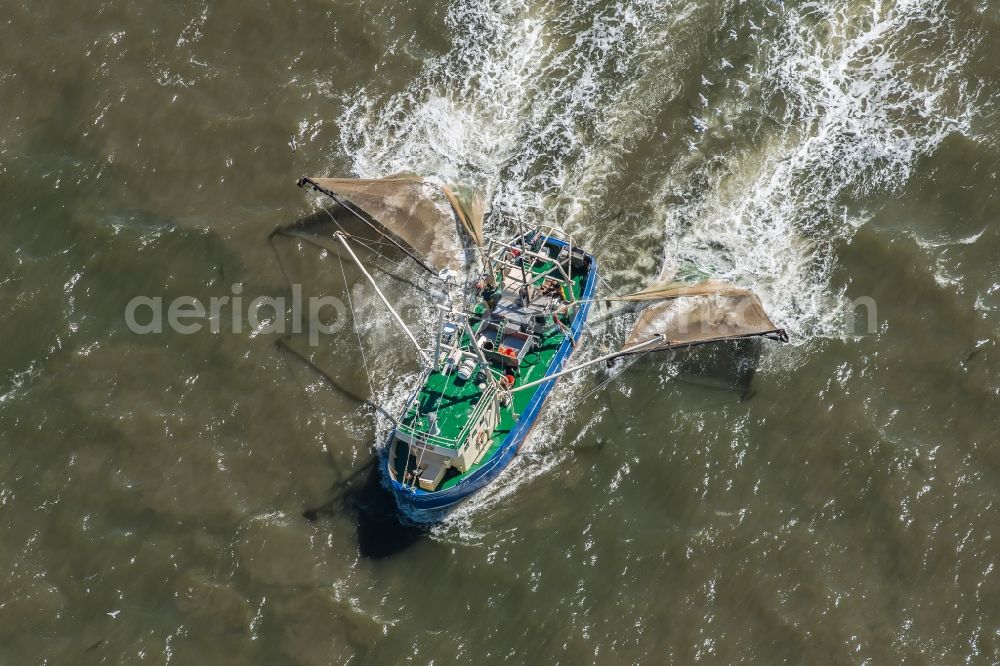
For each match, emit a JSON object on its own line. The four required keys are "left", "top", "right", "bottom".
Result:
{"left": 432, "top": 306, "right": 446, "bottom": 369}
{"left": 517, "top": 218, "right": 530, "bottom": 304}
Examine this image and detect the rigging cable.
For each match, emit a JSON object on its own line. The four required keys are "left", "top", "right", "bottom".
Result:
{"left": 334, "top": 238, "right": 378, "bottom": 409}
{"left": 596, "top": 271, "right": 626, "bottom": 300}
{"left": 575, "top": 347, "right": 661, "bottom": 403}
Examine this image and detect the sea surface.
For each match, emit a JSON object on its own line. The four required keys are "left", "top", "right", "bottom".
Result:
{"left": 2, "top": 0, "right": 999, "bottom": 663}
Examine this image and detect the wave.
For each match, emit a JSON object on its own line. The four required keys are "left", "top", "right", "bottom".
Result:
{"left": 338, "top": 0, "right": 702, "bottom": 223}
{"left": 654, "top": 0, "right": 980, "bottom": 340}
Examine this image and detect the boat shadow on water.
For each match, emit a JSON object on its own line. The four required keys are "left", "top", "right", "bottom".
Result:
{"left": 297, "top": 342, "right": 761, "bottom": 553}
{"left": 302, "top": 457, "right": 429, "bottom": 560}
{"left": 674, "top": 337, "right": 764, "bottom": 402}
{"left": 603, "top": 337, "right": 767, "bottom": 426}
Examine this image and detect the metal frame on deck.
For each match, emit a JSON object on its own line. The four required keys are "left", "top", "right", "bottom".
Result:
{"left": 483, "top": 235, "right": 578, "bottom": 302}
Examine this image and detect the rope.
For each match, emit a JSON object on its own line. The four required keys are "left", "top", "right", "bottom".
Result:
{"left": 411, "top": 442, "right": 429, "bottom": 489}
{"left": 334, "top": 241, "right": 377, "bottom": 405}
{"left": 311, "top": 201, "right": 461, "bottom": 289}
{"left": 299, "top": 178, "right": 438, "bottom": 276}
{"left": 575, "top": 347, "right": 659, "bottom": 403}
{"left": 597, "top": 271, "right": 626, "bottom": 300}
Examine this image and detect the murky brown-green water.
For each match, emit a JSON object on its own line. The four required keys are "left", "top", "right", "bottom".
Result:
{"left": 2, "top": 0, "right": 999, "bottom": 663}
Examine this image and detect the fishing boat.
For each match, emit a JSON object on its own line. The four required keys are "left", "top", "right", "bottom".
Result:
{"left": 286, "top": 175, "right": 788, "bottom": 522}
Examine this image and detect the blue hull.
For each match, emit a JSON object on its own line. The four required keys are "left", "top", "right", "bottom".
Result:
{"left": 382, "top": 246, "right": 598, "bottom": 522}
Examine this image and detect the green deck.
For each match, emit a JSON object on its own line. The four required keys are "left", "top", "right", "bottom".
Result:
{"left": 401, "top": 362, "right": 491, "bottom": 450}
{"left": 394, "top": 251, "right": 587, "bottom": 491}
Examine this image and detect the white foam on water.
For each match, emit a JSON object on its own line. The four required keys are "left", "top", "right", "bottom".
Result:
{"left": 654, "top": 0, "right": 980, "bottom": 342}
{"left": 332, "top": 0, "right": 981, "bottom": 530}
{"left": 914, "top": 229, "right": 987, "bottom": 250}
{"left": 0, "top": 360, "right": 40, "bottom": 406}
{"left": 338, "top": 0, "right": 689, "bottom": 226}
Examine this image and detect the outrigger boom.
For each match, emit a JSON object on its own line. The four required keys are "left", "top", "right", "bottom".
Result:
{"left": 508, "top": 335, "right": 665, "bottom": 393}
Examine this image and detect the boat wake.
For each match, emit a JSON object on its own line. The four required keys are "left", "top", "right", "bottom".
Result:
{"left": 338, "top": 0, "right": 692, "bottom": 224}
{"left": 653, "top": 0, "right": 980, "bottom": 342}
{"left": 331, "top": 0, "right": 981, "bottom": 530}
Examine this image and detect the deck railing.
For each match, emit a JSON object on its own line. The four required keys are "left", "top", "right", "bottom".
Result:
{"left": 397, "top": 383, "right": 498, "bottom": 450}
